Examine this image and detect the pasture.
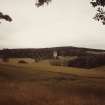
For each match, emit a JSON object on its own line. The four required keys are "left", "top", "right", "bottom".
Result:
{"left": 0, "top": 60, "right": 105, "bottom": 105}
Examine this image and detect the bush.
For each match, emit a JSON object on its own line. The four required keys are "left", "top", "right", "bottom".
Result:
{"left": 49, "top": 59, "right": 69, "bottom": 66}
{"left": 18, "top": 60, "right": 28, "bottom": 64}
{"left": 68, "top": 54, "right": 105, "bottom": 69}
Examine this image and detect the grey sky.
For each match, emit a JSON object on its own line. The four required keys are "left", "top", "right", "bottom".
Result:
{"left": 0, "top": 0, "right": 105, "bottom": 49}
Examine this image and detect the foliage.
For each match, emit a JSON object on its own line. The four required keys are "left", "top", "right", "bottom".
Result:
{"left": 18, "top": 60, "right": 28, "bottom": 64}
{"left": 49, "top": 59, "right": 70, "bottom": 66}
{"left": 91, "top": 0, "right": 105, "bottom": 25}
{"left": 1, "top": 0, "right": 105, "bottom": 25}
{"left": 0, "top": 12, "right": 12, "bottom": 23}
{"left": 68, "top": 54, "right": 105, "bottom": 69}
{"left": 0, "top": 0, "right": 51, "bottom": 23}
{"left": 35, "top": 0, "right": 51, "bottom": 7}
{"left": 49, "top": 59, "right": 64, "bottom": 66}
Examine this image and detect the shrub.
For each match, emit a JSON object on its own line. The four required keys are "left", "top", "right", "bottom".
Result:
{"left": 68, "top": 54, "right": 105, "bottom": 69}
{"left": 18, "top": 60, "right": 28, "bottom": 64}
{"left": 49, "top": 59, "right": 69, "bottom": 66}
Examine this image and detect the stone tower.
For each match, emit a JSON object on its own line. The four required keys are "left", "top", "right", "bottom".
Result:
{"left": 53, "top": 51, "right": 58, "bottom": 59}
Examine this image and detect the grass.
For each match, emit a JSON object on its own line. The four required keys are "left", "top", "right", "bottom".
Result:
{"left": 0, "top": 60, "right": 105, "bottom": 105}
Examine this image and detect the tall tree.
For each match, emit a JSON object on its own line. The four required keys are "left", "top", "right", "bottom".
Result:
{"left": 91, "top": 0, "right": 105, "bottom": 25}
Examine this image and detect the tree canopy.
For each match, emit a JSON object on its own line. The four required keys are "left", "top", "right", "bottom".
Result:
{"left": 35, "top": 0, "right": 51, "bottom": 7}
{"left": 0, "top": 0, "right": 51, "bottom": 23}
{"left": 91, "top": 0, "right": 105, "bottom": 25}
{"left": 0, "top": 0, "right": 105, "bottom": 25}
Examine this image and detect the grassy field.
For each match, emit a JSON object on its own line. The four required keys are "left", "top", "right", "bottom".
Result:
{"left": 0, "top": 60, "right": 105, "bottom": 105}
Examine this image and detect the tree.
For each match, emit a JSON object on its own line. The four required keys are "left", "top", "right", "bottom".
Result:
{"left": 0, "top": 0, "right": 51, "bottom": 23}
{"left": 2, "top": 0, "right": 104, "bottom": 25}
{"left": 38, "top": 0, "right": 105, "bottom": 25}
{"left": 91, "top": 0, "right": 105, "bottom": 25}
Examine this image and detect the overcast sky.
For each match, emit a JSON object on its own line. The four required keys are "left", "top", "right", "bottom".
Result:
{"left": 0, "top": 0, "right": 105, "bottom": 49}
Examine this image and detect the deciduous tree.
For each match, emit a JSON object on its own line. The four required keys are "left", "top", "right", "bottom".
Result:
{"left": 2, "top": 0, "right": 104, "bottom": 25}
{"left": 91, "top": 0, "right": 105, "bottom": 25}
{"left": 0, "top": 0, "right": 51, "bottom": 23}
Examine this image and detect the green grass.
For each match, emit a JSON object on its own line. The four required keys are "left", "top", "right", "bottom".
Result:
{"left": 0, "top": 60, "right": 105, "bottom": 105}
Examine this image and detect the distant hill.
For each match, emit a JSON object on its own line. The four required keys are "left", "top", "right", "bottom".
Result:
{"left": 1, "top": 46, "right": 105, "bottom": 69}
{"left": 0, "top": 46, "right": 105, "bottom": 58}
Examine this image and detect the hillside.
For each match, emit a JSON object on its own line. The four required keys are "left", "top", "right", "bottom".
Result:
{"left": 0, "top": 46, "right": 105, "bottom": 58}
{"left": 1, "top": 46, "right": 105, "bottom": 69}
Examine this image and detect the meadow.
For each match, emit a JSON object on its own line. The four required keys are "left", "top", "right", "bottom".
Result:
{"left": 0, "top": 60, "right": 105, "bottom": 105}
